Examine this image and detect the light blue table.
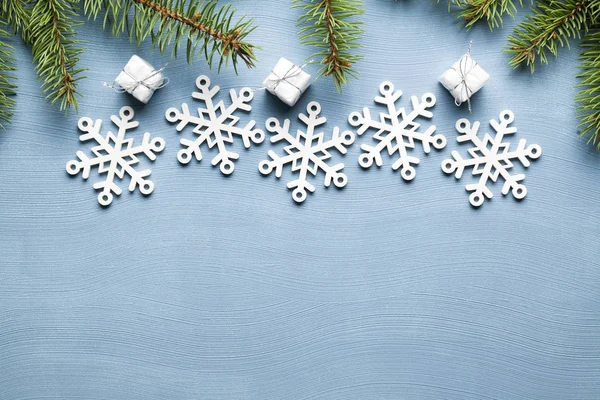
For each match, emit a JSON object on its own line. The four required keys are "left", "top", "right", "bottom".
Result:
{"left": 1, "top": 1, "right": 599, "bottom": 399}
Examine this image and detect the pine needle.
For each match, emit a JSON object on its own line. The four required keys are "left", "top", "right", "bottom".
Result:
{"left": 294, "top": 0, "right": 364, "bottom": 92}
{"left": 0, "top": 23, "right": 16, "bottom": 130}
{"left": 28, "top": 0, "right": 86, "bottom": 111}
{"left": 506, "top": 0, "right": 593, "bottom": 72}
{"left": 576, "top": 28, "right": 600, "bottom": 149}
{"left": 83, "top": 0, "right": 258, "bottom": 72}
{"left": 437, "top": 0, "right": 527, "bottom": 29}
{"left": 1, "top": 0, "right": 32, "bottom": 40}
{"left": 462, "top": 0, "right": 526, "bottom": 30}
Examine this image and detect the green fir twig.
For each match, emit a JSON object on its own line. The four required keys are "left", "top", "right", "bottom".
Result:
{"left": 294, "top": 0, "right": 364, "bottom": 92}
{"left": 0, "top": 23, "right": 16, "bottom": 130}
{"left": 28, "top": 0, "right": 86, "bottom": 111}
{"left": 506, "top": 0, "right": 593, "bottom": 72}
{"left": 1, "top": 0, "right": 32, "bottom": 40}
{"left": 576, "top": 28, "right": 600, "bottom": 149}
{"left": 464, "top": 0, "right": 526, "bottom": 29}
{"left": 83, "top": 0, "right": 258, "bottom": 72}
{"left": 437, "top": 0, "right": 527, "bottom": 29}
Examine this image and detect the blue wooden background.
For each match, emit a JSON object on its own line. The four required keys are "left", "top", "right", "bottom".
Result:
{"left": 1, "top": 1, "right": 600, "bottom": 399}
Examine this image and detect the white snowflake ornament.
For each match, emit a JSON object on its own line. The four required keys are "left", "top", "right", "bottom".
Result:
{"left": 259, "top": 101, "right": 355, "bottom": 203}
{"left": 442, "top": 110, "right": 542, "bottom": 207}
{"left": 66, "top": 106, "right": 165, "bottom": 206}
{"left": 348, "top": 81, "right": 446, "bottom": 181}
{"left": 165, "top": 75, "right": 264, "bottom": 175}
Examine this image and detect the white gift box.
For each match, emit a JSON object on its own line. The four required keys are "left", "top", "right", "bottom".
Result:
{"left": 263, "top": 58, "right": 311, "bottom": 107}
{"left": 439, "top": 54, "right": 489, "bottom": 106}
{"left": 115, "top": 55, "right": 165, "bottom": 104}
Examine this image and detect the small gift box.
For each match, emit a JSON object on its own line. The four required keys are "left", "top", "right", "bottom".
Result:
{"left": 114, "top": 55, "right": 166, "bottom": 104}
{"left": 263, "top": 58, "right": 311, "bottom": 107}
{"left": 439, "top": 53, "right": 489, "bottom": 110}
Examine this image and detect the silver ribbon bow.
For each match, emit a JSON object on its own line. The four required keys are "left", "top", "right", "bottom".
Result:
{"left": 451, "top": 41, "right": 477, "bottom": 113}
{"left": 104, "top": 64, "right": 169, "bottom": 93}
{"left": 264, "top": 62, "right": 307, "bottom": 103}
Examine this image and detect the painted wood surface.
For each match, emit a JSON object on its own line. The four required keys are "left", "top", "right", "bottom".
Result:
{"left": 1, "top": 1, "right": 599, "bottom": 399}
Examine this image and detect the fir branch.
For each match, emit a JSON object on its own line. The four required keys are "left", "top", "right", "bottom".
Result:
{"left": 1, "top": 0, "right": 32, "bottom": 40}
{"left": 294, "top": 0, "right": 364, "bottom": 92}
{"left": 83, "top": 0, "right": 257, "bottom": 71}
{"left": 436, "top": 0, "right": 526, "bottom": 29}
{"left": 459, "top": 0, "right": 526, "bottom": 30}
{"left": 506, "top": 0, "right": 593, "bottom": 72}
{"left": 576, "top": 28, "right": 600, "bottom": 149}
{"left": 0, "top": 24, "right": 17, "bottom": 130}
{"left": 28, "top": 0, "right": 85, "bottom": 111}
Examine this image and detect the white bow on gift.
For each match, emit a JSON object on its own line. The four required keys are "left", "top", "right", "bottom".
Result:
{"left": 104, "top": 55, "right": 169, "bottom": 104}
{"left": 262, "top": 58, "right": 312, "bottom": 107}
{"left": 439, "top": 42, "right": 490, "bottom": 113}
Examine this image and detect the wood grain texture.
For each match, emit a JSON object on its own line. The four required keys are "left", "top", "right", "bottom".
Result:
{"left": 1, "top": 1, "right": 600, "bottom": 399}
